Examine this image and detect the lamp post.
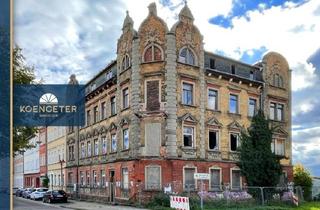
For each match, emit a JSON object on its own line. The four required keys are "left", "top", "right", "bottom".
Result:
{"left": 59, "top": 155, "right": 65, "bottom": 190}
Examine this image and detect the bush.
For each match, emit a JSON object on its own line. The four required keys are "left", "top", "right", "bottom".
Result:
{"left": 146, "top": 193, "right": 170, "bottom": 208}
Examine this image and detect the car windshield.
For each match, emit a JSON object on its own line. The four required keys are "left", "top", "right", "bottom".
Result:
{"left": 38, "top": 189, "right": 48, "bottom": 192}
{"left": 52, "top": 190, "right": 65, "bottom": 195}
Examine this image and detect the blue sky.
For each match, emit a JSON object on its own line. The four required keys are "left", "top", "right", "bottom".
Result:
{"left": 14, "top": 0, "right": 320, "bottom": 176}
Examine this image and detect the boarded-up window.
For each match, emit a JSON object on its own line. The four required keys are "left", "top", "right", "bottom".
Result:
{"left": 231, "top": 170, "right": 241, "bottom": 190}
{"left": 145, "top": 166, "right": 161, "bottom": 190}
{"left": 184, "top": 168, "right": 196, "bottom": 190}
{"left": 210, "top": 169, "right": 221, "bottom": 190}
{"left": 145, "top": 123, "right": 161, "bottom": 156}
{"left": 146, "top": 80, "right": 160, "bottom": 111}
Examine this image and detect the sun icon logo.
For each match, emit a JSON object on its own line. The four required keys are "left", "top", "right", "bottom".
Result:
{"left": 39, "top": 93, "right": 58, "bottom": 104}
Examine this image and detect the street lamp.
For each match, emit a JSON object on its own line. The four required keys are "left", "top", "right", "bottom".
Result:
{"left": 59, "top": 155, "right": 65, "bottom": 189}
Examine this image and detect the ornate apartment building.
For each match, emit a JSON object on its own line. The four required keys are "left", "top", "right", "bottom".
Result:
{"left": 65, "top": 2, "right": 292, "bottom": 202}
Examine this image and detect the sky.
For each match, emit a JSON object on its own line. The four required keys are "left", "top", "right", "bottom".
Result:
{"left": 14, "top": 0, "right": 320, "bottom": 176}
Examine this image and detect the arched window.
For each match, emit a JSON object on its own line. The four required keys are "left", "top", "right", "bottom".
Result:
{"left": 121, "top": 54, "right": 131, "bottom": 71}
{"left": 273, "top": 74, "right": 284, "bottom": 88}
{"left": 143, "top": 44, "right": 163, "bottom": 62}
{"left": 179, "top": 47, "right": 196, "bottom": 65}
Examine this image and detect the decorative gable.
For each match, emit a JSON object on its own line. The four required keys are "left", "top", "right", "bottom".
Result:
{"left": 273, "top": 127, "right": 288, "bottom": 136}
{"left": 99, "top": 125, "right": 107, "bottom": 134}
{"left": 228, "top": 120, "right": 243, "bottom": 130}
{"left": 119, "top": 117, "right": 130, "bottom": 127}
{"left": 207, "top": 117, "right": 222, "bottom": 127}
{"left": 179, "top": 113, "right": 197, "bottom": 123}
{"left": 86, "top": 131, "right": 91, "bottom": 139}
{"left": 93, "top": 128, "right": 99, "bottom": 137}
{"left": 109, "top": 122, "right": 117, "bottom": 131}
{"left": 79, "top": 134, "right": 85, "bottom": 141}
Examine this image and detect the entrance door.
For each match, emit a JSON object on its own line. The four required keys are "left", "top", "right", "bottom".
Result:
{"left": 36, "top": 177, "right": 40, "bottom": 188}
{"left": 109, "top": 170, "right": 115, "bottom": 203}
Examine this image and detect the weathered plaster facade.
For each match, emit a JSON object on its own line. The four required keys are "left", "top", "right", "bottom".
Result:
{"left": 64, "top": 2, "right": 292, "bottom": 203}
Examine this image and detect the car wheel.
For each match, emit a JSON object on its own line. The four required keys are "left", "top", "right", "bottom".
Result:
{"left": 48, "top": 198, "right": 52, "bottom": 203}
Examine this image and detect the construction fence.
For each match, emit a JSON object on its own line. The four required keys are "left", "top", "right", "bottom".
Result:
{"left": 66, "top": 181, "right": 306, "bottom": 208}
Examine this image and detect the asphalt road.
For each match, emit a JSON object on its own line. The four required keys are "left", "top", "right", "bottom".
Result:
{"left": 13, "top": 197, "right": 67, "bottom": 210}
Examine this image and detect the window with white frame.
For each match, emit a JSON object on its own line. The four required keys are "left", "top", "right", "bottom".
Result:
{"left": 182, "top": 82, "right": 193, "bottom": 105}
{"left": 93, "top": 170, "right": 97, "bottom": 186}
{"left": 210, "top": 168, "right": 221, "bottom": 190}
{"left": 270, "top": 102, "right": 276, "bottom": 120}
{"left": 229, "top": 94, "right": 238, "bottom": 114}
{"left": 122, "top": 88, "right": 129, "bottom": 109}
{"left": 145, "top": 165, "right": 161, "bottom": 190}
{"left": 230, "top": 133, "right": 240, "bottom": 151}
{"left": 209, "top": 131, "right": 219, "bottom": 150}
{"left": 86, "top": 171, "right": 90, "bottom": 186}
{"left": 94, "top": 139, "right": 99, "bottom": 156}
{"left": 81, "top": 142, "right": 85, "bottom": 158}
{"left": 93, "top": 106, "right": 99, "bottom": 123}
{"left": 121, "top": 168, "right": 129, "bottom": 190}
{"left": 179, "top": 47, "right": 195, "bottom": 65}
{"left": 231, "top": 169, "right": 241, "bottom": 190}
{"left": 184, "top": 167, "right": 196, "bottom": 190}
{"left": 122, "top": 54, "right": 131, "bottom": 71}
{"left": 123, "top": 129, "right": 129, "bottom": 150}
{"left": 102, "top": 136, "right": 107, "bottom": 155}
{"left": 101, "top": 102, "right": 106, "bottom": 120}
{"left": 248, "top": 98, "right": 257, "bottom": 117}
{"left": 111, "top": 134, "right": 117, "bottom": 152}
{"left": 111, "top": 96, "right": 116, "bottom": 116}
{"left": 271, "top": 138, "right": 285, "bottom": 156}
{"left": 87, "top": 141, "right": 91, "bottom": 157}
{"left": 80, "top": 171, "right": 84, "bottom": 186}
{"left": 270, "top": 102, "right": 284, "bottom": 121}
{"left": 208, "top": 89, "right": 218, "bottom": 110}
{"left": 100, "top": 170, "right": 106, "bottom": 187}
{"left": 183, "top": 126, "right": 194, "bottom": 147}
{"left": 277, "top": 104, "right": 284, "bottom": 121}
{"left": 86, "top": 110, "right": 91, "bottom": 126}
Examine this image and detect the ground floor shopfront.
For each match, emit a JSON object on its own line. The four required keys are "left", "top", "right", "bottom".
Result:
{"left": 64, "top": 159, "right": 293, "bottom": 203}
{"left": 24, "top": 173, "right": 40, "bottom": 188}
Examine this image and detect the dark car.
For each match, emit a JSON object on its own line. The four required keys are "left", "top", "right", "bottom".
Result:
{"left": 43, "top": 190, "right": 68, "bottom": 203}
{"left": 22, "top": 188, "right": 35, "bottom": 199}
{"left": 15, "top": 188, "right": 25, "bottom": 197}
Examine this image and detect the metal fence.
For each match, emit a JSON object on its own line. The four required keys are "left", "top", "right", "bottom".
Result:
{"left": 65, "top": 182, "right": 304, "bottom": 208}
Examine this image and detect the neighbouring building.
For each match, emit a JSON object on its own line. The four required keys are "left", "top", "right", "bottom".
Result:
{"left": 23, "top": 135, "right": 40, "bottom": 188}
{"left": 39, "top": 127, "right": 47, "bottom": 187}
{"left": 65, "top": 2, "right": 292, "bottom": 203}
{"left": 47, "top": 126, "right": 66, "bottom": 190}
{"left": 13, "top": 153, "right": 24, "bottom": 189}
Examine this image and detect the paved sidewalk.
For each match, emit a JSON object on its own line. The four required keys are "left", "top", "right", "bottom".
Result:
{"left": 58, "top": 200, "right": 149, "bottom": 210}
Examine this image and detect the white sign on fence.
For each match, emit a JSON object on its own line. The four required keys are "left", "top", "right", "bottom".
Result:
{"left": 194, "top": 173, "right": 210, "bottom": 180}
{"left": 170, "top": 196, "right": 190, "bottom": 210}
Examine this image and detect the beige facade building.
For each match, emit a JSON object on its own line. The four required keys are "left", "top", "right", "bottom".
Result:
{"left": 47, "top": 126, "right": 66, "bottom": 190}
{"left": 64, "top": 2, "right": 292, "bottom": 203}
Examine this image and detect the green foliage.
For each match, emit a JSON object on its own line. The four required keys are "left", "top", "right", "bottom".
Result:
{"left": 13, "top": 46, "right": 38, "bottom": 154}
{"left": 42, "top": 176, "right": 49, "bottom": 188}
{"left": 238, "top": 110, "right": 282, "bottom": 187}
{"left": 146, "top": 193, "right": 171, "bottom": 208}
{"left": 294, "top": 164, "right": 313, "bottom": 201}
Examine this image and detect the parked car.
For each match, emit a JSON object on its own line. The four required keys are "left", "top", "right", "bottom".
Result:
{"left": 43, "top": 190, "right": 68, "bottom": 203}
{"left": 13, "top": 187, "right": 19, "bottom": 195}
{"left": 22, "top": 188, "right": 35, "bottom": 199}
{"left": 30, "top": 188, "right": 48, "bottom": 200}
{"left": 15, "top": 188, "right": 25, "bottom": 197}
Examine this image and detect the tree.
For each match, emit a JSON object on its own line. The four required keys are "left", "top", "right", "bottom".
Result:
{"left": 42, "top": 176, "right": 49, "bottom": 188}
{"left": 13, "top": 46, "right": 38, "bottom": 154}
{"left": 238, "top": 110, "right": 283, "bottom": 187}
{"left": 294, "top": 164, "right": 313, "bottom": 201}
